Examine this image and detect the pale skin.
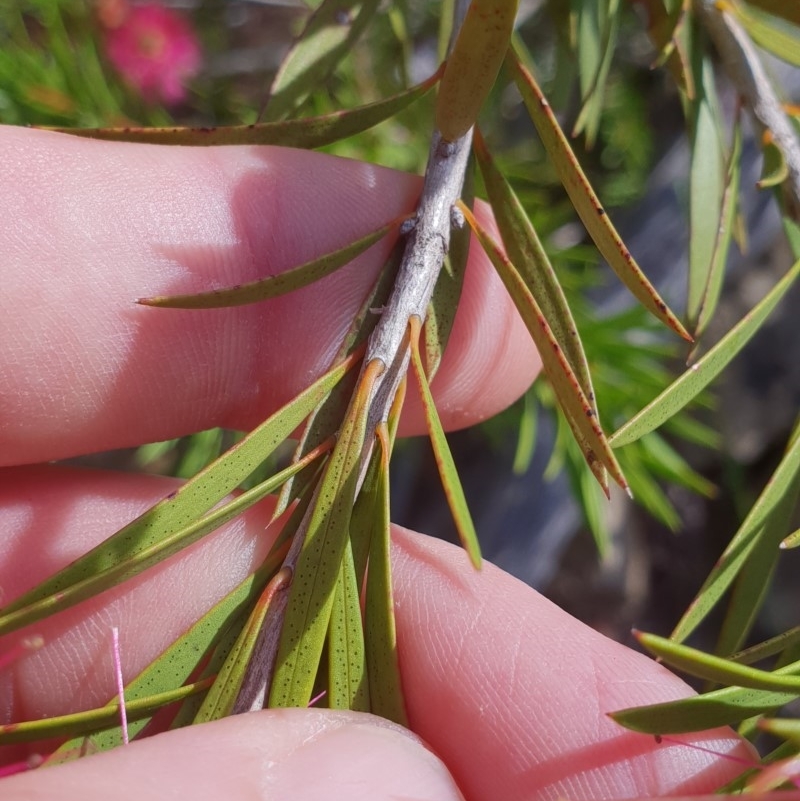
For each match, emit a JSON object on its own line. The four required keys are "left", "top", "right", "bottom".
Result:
{"left": 0, "top": 127, "right": 753, "bottom": 800}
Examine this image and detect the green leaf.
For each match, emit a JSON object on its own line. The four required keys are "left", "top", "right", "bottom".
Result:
{"left": 744, "top": 0, "right": 800, "bottom": 27}
{"left": 47, "top": 556, "right": 283, "bottom": 761}
{"left": 693, "top": 119, "right": 742, "bottom": 340}
{"left": 139, "top": 217, "right": 405, "bottom": 309}
{"left": 610, "top": 255, "right": 800, "bottom": 447}
{"left": 512, "top": 389, "right": 538, "bottom": 475}
{"left": 687, "top": 44, "right": 726, "bottom": 330}
{"left": 262, "top": 0, "right": 381, "bottom": 121}
{"left": 195, "top": 568, "right": 292, "bottom": 723}
{"left": 269, "top": 360, "right": 381, "bottom": 707}
{"left": 0, "top": 355, "right": 356, "bottom": 637}
{"left": 327, "top": 540, "right": 369, "bottom": 711}
{"left": 364, "top": 425, "right": 407, "bottom": 725}
{"left": 473, "top": 129, "right": 606, "bottom": 490}
{"left": 459, "top": 201, "right": 629, "bottom": 494}
{"left": 611, "top": 669, "right": 800, "bottom": 734}
{"left": 730, "top": 2, "right": 800, "bottom": 67}
{"left": 669, "top": 426, "right": 800, "bottom": 644}
{"left": 0, "top": 679, "right": 212, "bottom": 746}
{"left": 635, "top": 630, "right": 800, "bottom": 692}
{"left": 571, "top": 0, "right": 620, "bottom": 148}
{"left": 758, "top": 140, "right": 790, "bottom": 189}
{"left": 507, "top": 48, "right": 692, "bottom": 342}
{"left": 48, "top": 70, "right": 440, "bottom": 147}
{"left": 409, "top": 317, "right": 482, "bottom": 569}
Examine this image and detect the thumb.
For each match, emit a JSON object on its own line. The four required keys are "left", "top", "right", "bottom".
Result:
{"left": 1, "top": 709, "right": 463, "bottom": 801}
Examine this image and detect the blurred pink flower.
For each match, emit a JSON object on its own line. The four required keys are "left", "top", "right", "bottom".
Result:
{"left": 101, "top": 1, "right": 201, "bottom": 106}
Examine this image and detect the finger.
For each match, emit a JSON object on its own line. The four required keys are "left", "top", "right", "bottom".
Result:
{"left": 391, "top": 529, "right": 753, "bottom": 801}
{"left": 1, "top": 467, "right": 750, "bottom": 801}
{"left": 1, "top": 710, "right": 464, "bottom": 801}
{"left": 0, "top": 127, "right": 538, "bottom": 466}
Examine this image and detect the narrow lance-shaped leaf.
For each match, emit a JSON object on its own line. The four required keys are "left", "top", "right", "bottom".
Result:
{"left": 668, "top": 427, "right": 800, "bottom": 645}
{"left": 611, "top": 662, "right": 800, "bottom": 734}
{"left": 0, "top": 443, "right": 329, "bottom": 638}
{"left": 473, "top": 129, "right": 607, "bottom": 493}
{"left": 728, "top": 2, "right": 800, "bottom": 68}
{"left": 693, "top": 118, "right": 742, "bottom": 340}
{"left": 269, "top": 359, "right": 383, "bottom": 707}
{"left": 507, "top": 48, "right": 692, "bottom": 342}
{"left": 634, "top": 630, "right": 800, "bottom": 693}
{"left": 0, "top": 678, "right": 212, "bottom": 746}
{"left": 687, "top": 43, "right": 726, "bottom": 330}
{"left": 744, "top": 0, "right": 800, "bottom": 27}
{"left": 458, "top": 201, "right": 629, "bottom": 495}
{"left": 48, "top": 69, "right": 442, "bottom": 148}
{"left": 46, "top": 550, "right": 287, "bottom": 762}
{"left": 139, "top": 216, "right": 407, "bottom": 309}
{"left": 0, "top": 352, "right": 357, "bottom": 634}
{"left": 262, "top": 0, "right": 381, "bottom": 122}
{"left": 194, "top": 568, "right": 293, "bottom": 723}
{"left": 636, "top": 0, "right": 694, "bottom": 97}
{"left": 327, "top": 540, "right": 370, "bottom": 711}
{"left": 409, "top": 316, "right": 482, "bottom": 568}
{"left": 365, "top": 422, "right": 408, "bottom": 726}
{"left": 610, "top": 255, "right": 800, "bottom": 447}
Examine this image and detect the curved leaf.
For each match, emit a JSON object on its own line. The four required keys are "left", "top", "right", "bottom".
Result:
{"left": 262, "top": 0, "right": 381, "bottom": 121}
{"left": 459, "top": 201, "right": 628, "bottom": 494}
{"left": 507, "top": 48, "right": 692, "bottom": 341}
{"left": 0, "top": 354, "right": 357, "bottom": 636}
{"left": 50, "top": 69, "right": 441, "bottom": 147}
{"left": 409, "top": 316, "right": 482, "bottom": 568}
{"left": 139, "top": 217, "right": 406, "bottom": 309}
{"left": 610, "top": 256, "right": 800, "bottom": 447}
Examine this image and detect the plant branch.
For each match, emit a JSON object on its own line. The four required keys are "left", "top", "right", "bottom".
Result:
{"left": 695, "top": 0, "right": 800, "bottom": 218}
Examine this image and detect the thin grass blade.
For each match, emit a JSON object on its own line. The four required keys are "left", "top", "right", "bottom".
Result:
{"left": 610, "top": 256, "right": 800, "bottom": 447}
{"left": 507, "top": 48, "right": 692, "bottom": 341}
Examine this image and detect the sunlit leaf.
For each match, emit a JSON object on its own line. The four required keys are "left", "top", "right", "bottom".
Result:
{"left": 327, "top": 540, "right": 369, "bottom": 710}
{"left": 195, "top": 568, "right": 292, "bottom": 723}
{"left": 729, "top": 2, "right": 800, "bottom": 67}
{"left": 508, "top": 48, "right": 692, "bottom": 342}
{"left": 744, "top": 0, "right": 800, "bottom": 27}
{"left": 262, "top": 0, "right": 381, "bottom": 121}
{"left": 611, "top": 668, "right": 800, "bottom": 734}
{"left": 635, "top": 630, "right": 800, "bottom": 692}
{"left": 610, "top": 255, "right": 800, "bottom": 447}
{"left": 47, "top": 554, "right": 285, "bottom": 761}
{"left": 669, "top": 427, "right": 800, "bottom": 644}
{"left": 0, "top": 355, "right": 357, "bottom": 637}
{"left": 687, "top": 44, "right": 725, "bottom": 331}
{"left": 0, "top": 678, "right": 211, "bottom": 746}
{"left": 364, "top": 424, "right": 407, "bottom": 725}
{"left": 474, "top": 128, "right": 604, "bottom": 492}
{"left": 139, "top": 217, "right": 406, "bottom": 309}
{"left": 269, "top": 360, "right": 382, "bottom": 707}
{"left": 409, "top": 316, "right": 482, "bottom": 568}
{"left": 48, "top": 70, "right": 441, "bottom": 147}
{"left": 693, "top": 119, "right": 742, "bottom": 339}
{"left": 459, "top": 201, "right": 629, "bottom": 494}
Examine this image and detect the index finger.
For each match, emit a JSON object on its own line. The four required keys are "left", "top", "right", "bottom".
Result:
{"left": 0, "top": 127, "right": 538, "bottom": 466}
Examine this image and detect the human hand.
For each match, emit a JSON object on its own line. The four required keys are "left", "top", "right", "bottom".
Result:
{"left": 0, "top": 127, "right": 749, "bottom": 800}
